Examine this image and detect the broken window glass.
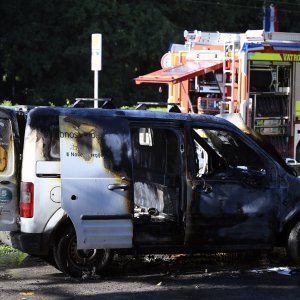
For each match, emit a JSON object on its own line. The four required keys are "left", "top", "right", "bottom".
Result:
{"left": 49, "top": 125, "right": 60, "bottom": 159}
{"left": 193, "top": 128, "right": 266, "bottom": 177}
{"left": 139, "top": 128, "right": 153, "bottom": 146}
{"left": 132, "top": 127, "right": 181, "bottom": 220}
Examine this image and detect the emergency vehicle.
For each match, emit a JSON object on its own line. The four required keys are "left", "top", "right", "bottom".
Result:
{"left": 135, "top": 29, "right": 300, "bottom": 161}
{"left": 2, "top": 104, "right": 300, "bottom": 278}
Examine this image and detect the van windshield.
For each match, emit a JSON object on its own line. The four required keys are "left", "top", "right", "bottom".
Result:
{"left": 192, "top": 128, "right": 266, "bottom": 177}
{"left": 216, "top": 114, "right": 296, "bottom": 176}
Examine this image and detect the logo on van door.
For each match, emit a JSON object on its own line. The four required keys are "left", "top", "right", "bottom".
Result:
{"left": 0, "top": 188, "right": 12, "bottom": 203}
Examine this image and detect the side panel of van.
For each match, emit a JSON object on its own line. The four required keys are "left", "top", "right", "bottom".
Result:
{"left": 59, "top": 114, "right": 133, "bottom": 249}
{"left": 0, "top": 108, "right": 20, "bottom": 231}
{"left": 185, "top": 125, "right": 279, "bottom": 247}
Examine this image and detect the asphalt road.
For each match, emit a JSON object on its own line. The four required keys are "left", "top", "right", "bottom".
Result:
{"left": 1, "top": 250, "right": 300, "bottom": 299}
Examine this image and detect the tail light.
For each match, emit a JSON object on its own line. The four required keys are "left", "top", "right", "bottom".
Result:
{"left": 20, "top": 182, "right": 34, "bottom": 218}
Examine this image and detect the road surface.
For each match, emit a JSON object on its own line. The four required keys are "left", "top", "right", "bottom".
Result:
{"left": 0, "top": 250, "right": 300, "bottom": 299}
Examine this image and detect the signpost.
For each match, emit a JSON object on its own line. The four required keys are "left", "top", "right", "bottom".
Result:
{"left": 91, "top": 33, "right": 102, "bottom": 108}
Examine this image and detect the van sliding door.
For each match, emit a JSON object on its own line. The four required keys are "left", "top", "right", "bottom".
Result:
{"left": 59, "top": 114, "right": 133, "bottom": 250}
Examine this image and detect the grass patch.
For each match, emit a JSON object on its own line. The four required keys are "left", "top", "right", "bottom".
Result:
{"left": 0, "top": 244, "right": 18, "bottom": 255}
{"left": 0, "top": 244, "right": 27, "bottom": 270}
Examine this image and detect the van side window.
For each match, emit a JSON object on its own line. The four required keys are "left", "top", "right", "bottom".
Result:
{"left": 132, "top": 127, "right": 181, "bottom": 218}
{"left": 0, "top": 119, "right": 13, "bottom": 175}
{"left": 139, "top": 128, "right": 153, "bottom": 146}
{"left": 132, "top": 128, "right": 180, "bottom": 177}
{"left": 49, "top": 125, "right": 60, "bottom": 159}
{"left": 193, "top": 128, "right": 266, "bottom": 177}
{"left": 39, "top": 125, "right": 60, "bottom": 161}
{"left": 194, "top": 139, "right": 208, "bottom": 176}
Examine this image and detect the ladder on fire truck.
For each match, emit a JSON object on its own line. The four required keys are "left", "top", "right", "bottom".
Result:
{"left": 185, "top": 30, "right": 241, "bottom": 115}
{"left": 222, "top": 41, "right": 238, "bottom": 114}
{"left": 219, "top": 30, "right": 300, "bottom": 115}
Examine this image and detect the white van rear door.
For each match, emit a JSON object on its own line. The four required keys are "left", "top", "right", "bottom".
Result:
{"left": 0, "top": 109, "right": 19, "bottom": 231}
{"left": 59, "top": 114, "right": 133, "bottom": 250}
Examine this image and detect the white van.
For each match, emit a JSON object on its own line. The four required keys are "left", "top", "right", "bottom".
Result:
{"left": 2, "top": 106, "right": 300, "bottom": 277}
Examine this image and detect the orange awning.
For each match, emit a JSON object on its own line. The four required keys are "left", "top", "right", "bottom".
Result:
{"left": 135, "top": 61, "right": 223, "bottom": 85}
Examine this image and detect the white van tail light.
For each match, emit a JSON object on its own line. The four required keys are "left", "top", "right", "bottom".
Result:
{"left": 20, "top": 182, "right": 34, "bottom": 218}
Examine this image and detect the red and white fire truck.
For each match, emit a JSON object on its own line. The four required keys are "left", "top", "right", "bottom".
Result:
{"left": 135, "top": 29, "right": 300, "bottom": 161}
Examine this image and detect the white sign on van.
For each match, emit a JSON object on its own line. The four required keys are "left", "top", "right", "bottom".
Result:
{"left": 91, "top": 33, "right": 102, "bottom": 71}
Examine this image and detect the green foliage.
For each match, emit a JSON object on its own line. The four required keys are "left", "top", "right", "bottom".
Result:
{"left": 121, "top": 105, "right": 167, "bottom": 112}
{"left": 0, "top": 243, "right": 27, "bottom": 269}
{"left": 0, "top": 100, "right": 12, "bottom": 106}
{"left": 63, "top": 99, "right": 73, "bottom": 107}
{"left": 146, "top": 107, "right": 168, "bottom": 112}
{"left": 0, "top": 1, "right": 300, "bottom": 106}
{"left": 0, "top": 244, "right": 18, "bottom": 254}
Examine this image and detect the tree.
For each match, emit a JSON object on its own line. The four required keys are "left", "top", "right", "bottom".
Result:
{"left": 0, "top": 0, "right": 300, "bottom": 106}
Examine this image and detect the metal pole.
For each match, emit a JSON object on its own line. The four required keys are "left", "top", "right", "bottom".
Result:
{"left": 91, "top": 33, "right": 102, "bottom": 109}
{"left": 94, "top": 71, "right": 98, "bottom": 108}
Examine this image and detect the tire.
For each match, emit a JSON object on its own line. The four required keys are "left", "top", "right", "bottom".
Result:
{"left": 52, "top": 241, "right": 63, "bottom": 272}
{"left": 287, "top": 221, "right": 300, "bottom": 265}
{"left": 41, "top": 252, "right": 61, "bottom": 271}
{"left": 55, "top": 225, "right": 112, "bottom": 277}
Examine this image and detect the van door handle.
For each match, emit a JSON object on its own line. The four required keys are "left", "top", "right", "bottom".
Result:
{"left": 108, "top": 184, "right": 129, "bottom": 191}
{"left": 0, "top": 181, "right": 10, "bottom": 185}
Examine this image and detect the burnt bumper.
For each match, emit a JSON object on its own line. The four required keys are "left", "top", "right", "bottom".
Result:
{"left": 10, "top": 231, "right": 51, "bottom": 256}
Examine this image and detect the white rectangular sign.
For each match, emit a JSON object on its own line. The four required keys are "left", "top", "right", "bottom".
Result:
{"left": 91, "top": 33, "right": 102, "bottom": 71}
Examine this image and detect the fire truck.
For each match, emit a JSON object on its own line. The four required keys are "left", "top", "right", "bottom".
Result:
{"left": 135, "top": 29, "right": 300, "bottom": 161}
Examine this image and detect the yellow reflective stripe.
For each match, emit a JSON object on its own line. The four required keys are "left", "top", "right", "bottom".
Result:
{"left": 171, "top": 52, "right": 187, "bottom": 65}
{"left": 248, "top": 53, "right": 282, "bottom": 61}
{"left": 281, "top": 53, "right": 300, "bottom": 61}
{"left": 296, "top": 100, "right": 300, "bottom": 116}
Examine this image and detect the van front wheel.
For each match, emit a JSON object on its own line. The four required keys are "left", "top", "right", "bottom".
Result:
{"left": 287, "top": 221, "right": 300, "bottom": 265}
{"left": 55, "top": 225, "right": 112, "bottom": 277}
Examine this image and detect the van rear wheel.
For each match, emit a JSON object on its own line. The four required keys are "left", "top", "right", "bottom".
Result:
{"left": 41, "top": 252, "right": 61, "bottom": 271}
{"left": 54, "top": 225, "right": 112, "bottom": 277}
{"left": 287, "top": 221, "right": 300, "bottom": 265}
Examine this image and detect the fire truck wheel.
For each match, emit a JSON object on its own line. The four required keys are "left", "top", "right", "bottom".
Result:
{"left": 287, "top": 221, "right": 300, "bottom": 265}
{"left": 55, "top": 225, "right": 112, "bottom": 277}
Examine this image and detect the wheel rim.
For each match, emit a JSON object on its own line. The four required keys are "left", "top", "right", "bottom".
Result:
{"left": 68, "top": 235, "right": 98, "bottom": 267}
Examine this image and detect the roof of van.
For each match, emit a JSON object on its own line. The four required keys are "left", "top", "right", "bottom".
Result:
{"left": 27, "top": 106, "right": 296, "bottom": 175}
{"left": 28, "top": 106, "right": 232, "bottom": 127}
